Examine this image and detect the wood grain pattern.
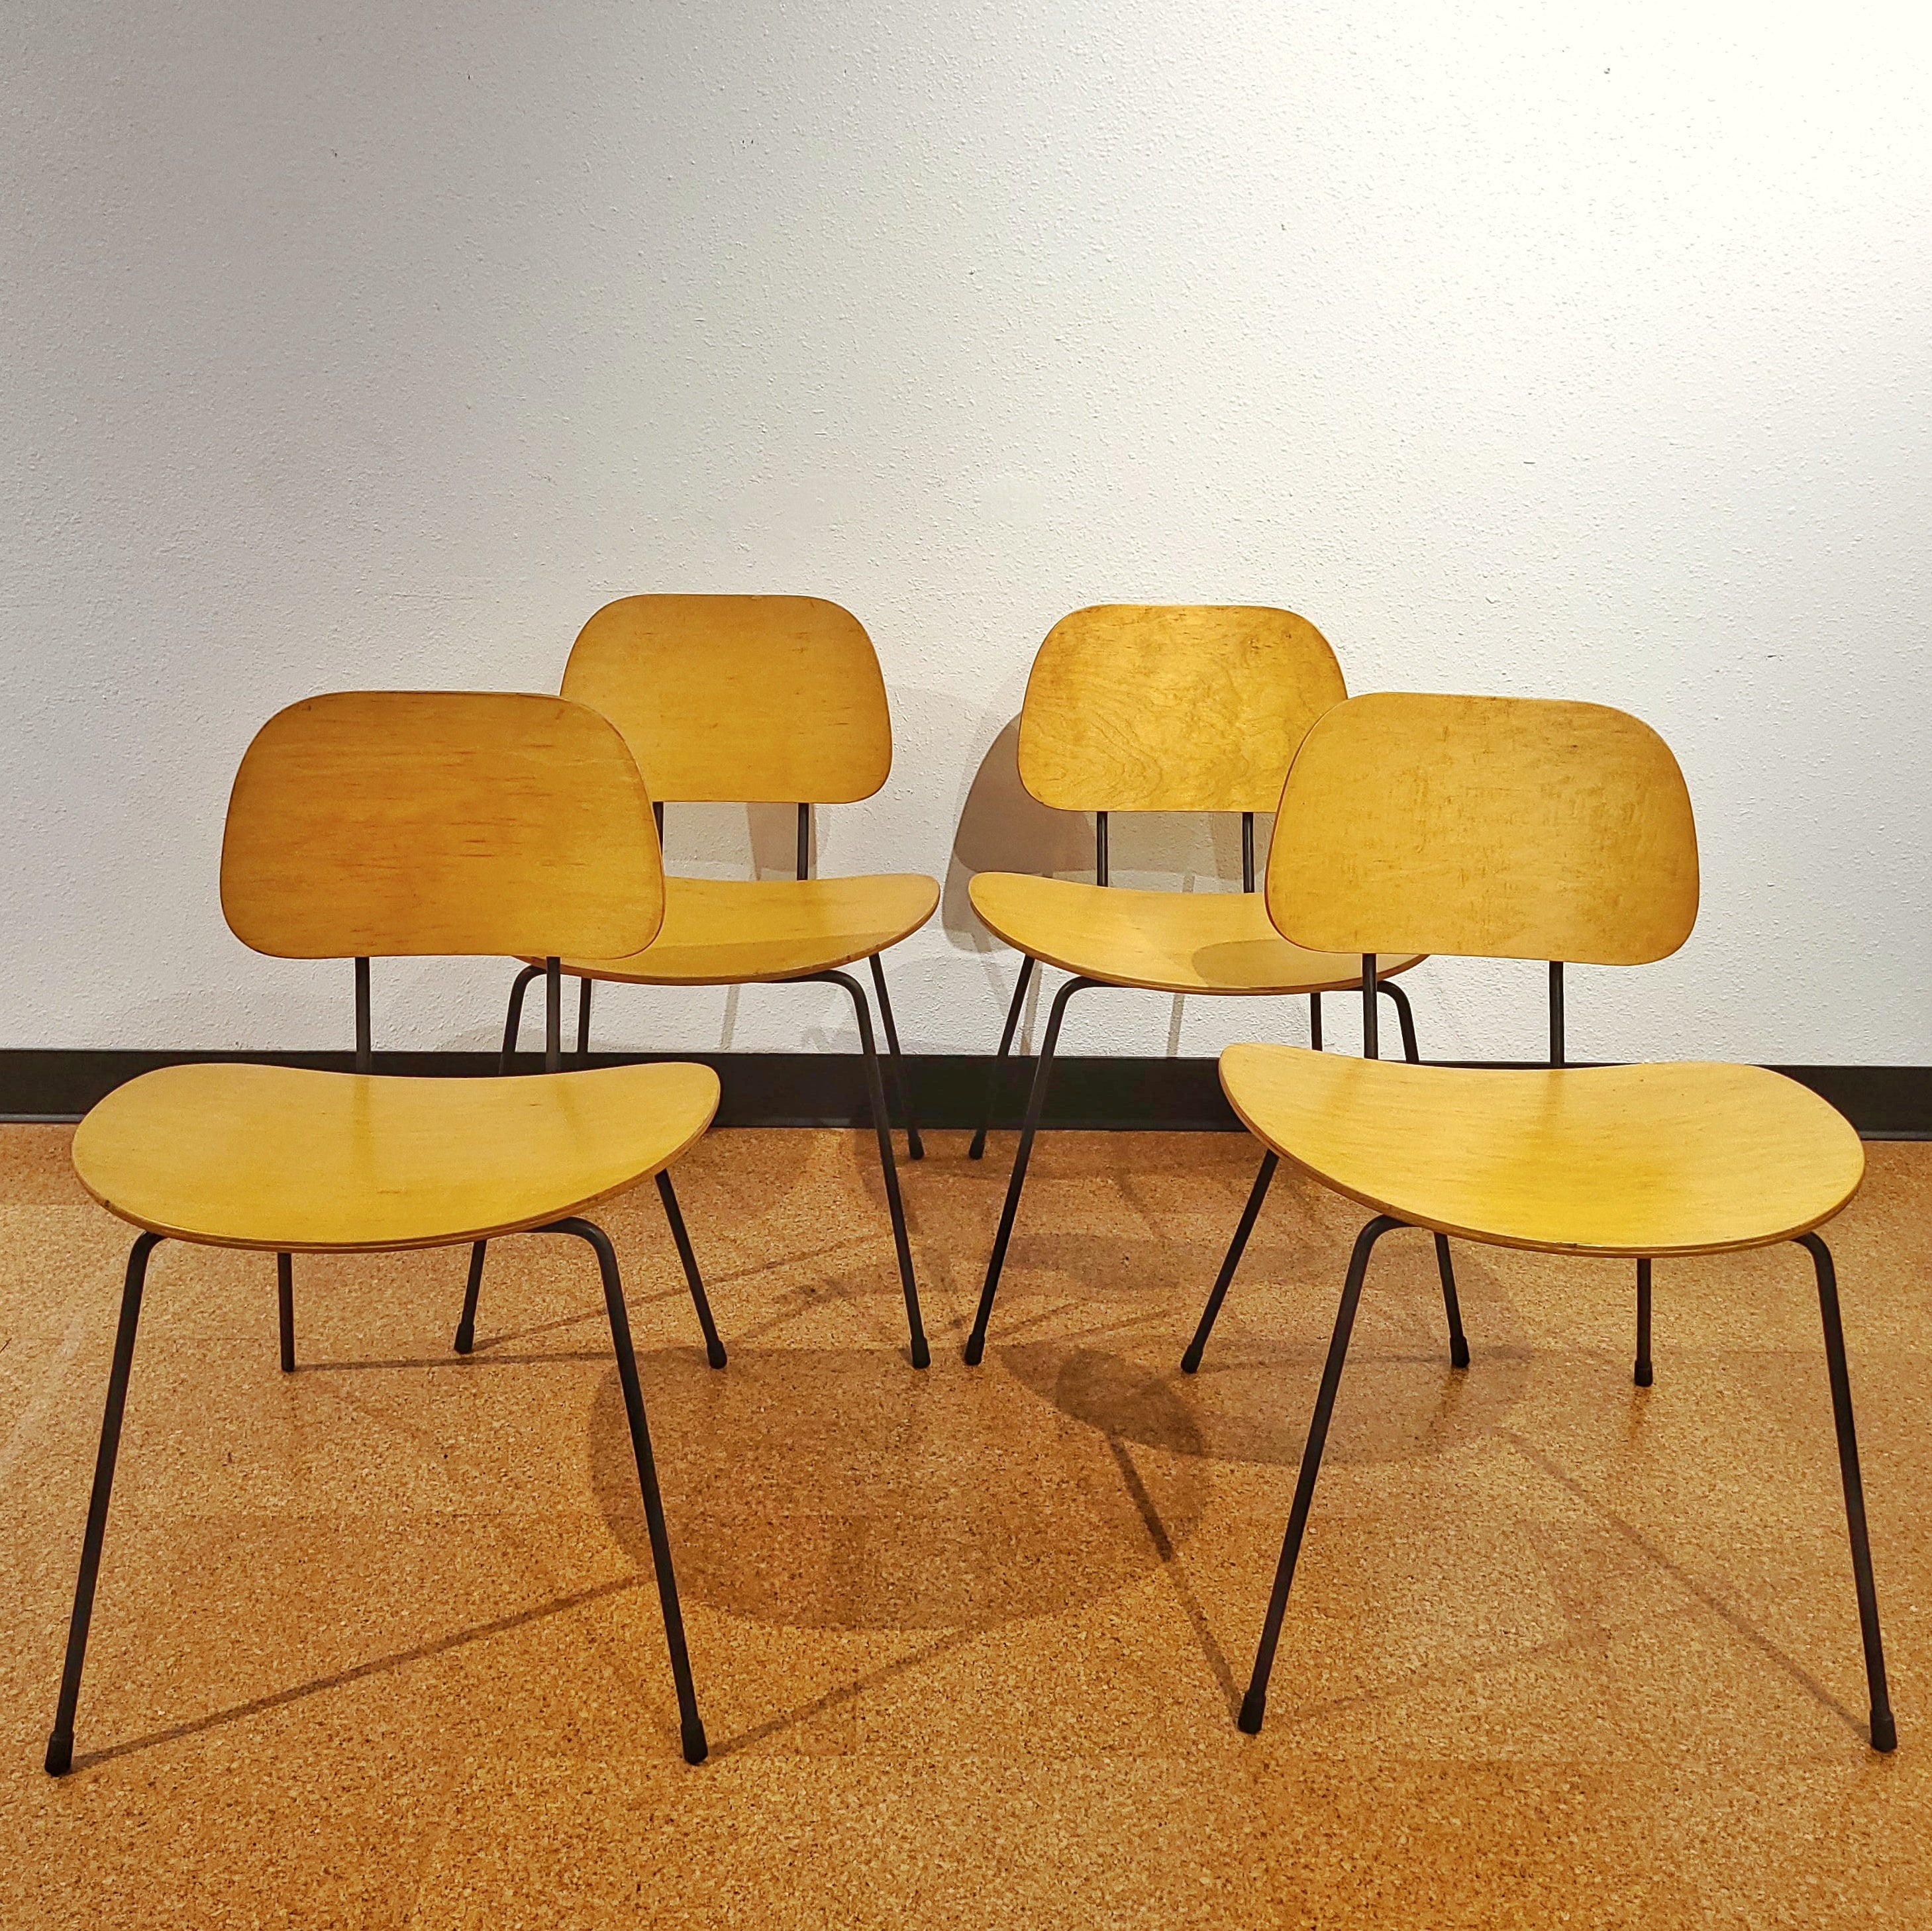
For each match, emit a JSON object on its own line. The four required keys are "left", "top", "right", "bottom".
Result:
{"left": 1220, "top": 1044, "right": 1862, "bottom": 1255}
{"left": 545, "top": 873, "right": 939, "bottom": 986}
{"left": 221, "top": 692, "right": 663, "bottom": 961}
{"left": 1016, "top": 605, "right": 1347, "bottom": 813}
{"left": 72, "top": 1060, "right": 720, "bottom": 1250}
{"left": 969, "top": 873, "right": 1422, "bottom": 995}
{"left": 562, "top": 595, "right": 892, "bottom": 805}
{"left": 1268, "top": 692, "right": 1699, "bottom": 965}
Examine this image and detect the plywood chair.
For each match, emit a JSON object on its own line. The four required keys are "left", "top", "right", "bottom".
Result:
{"left": 962, "top": 604, "right": 1448, "bottom": 1366}
{"left": 1193, "top": 691, "right": 1894, "bottom": 1752}
{"left": 47, "top": 693, "right": 723, "bottom": 1775}
{"left": 470, "top": 596, "right": 937, "bottom": 1367}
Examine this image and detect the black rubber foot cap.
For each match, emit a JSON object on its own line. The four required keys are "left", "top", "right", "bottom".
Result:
{"left": 1450, "top": 1340, "right": 1471, "bottom": 1369}
{"left": 962, "top": 1336, "right": 985, "bottom": 1367}
{"left": 1635, "top": 1364, "right": 1654, "bottom": 1388}
{"left": 966, "top": 1141, "right": 988, "bottom": 1162}
{"left": 682, "top": 1725, "right": 709, "bottom": 1766}
{"left": 706, "top": 1343, "right": 728, "bottom": 1370}
{"left": 1872, "top": 1708, "right": 1898, "bottom": 1753}
{"left": 1237, "top": 1690, "right": 1266, "bottom": 1736}
{"left": 909, "top": 1338, "right": 932, "bottom": 1370}
{"left": 1180, "top": 1347, "right": 1203, "bottom": 1376}
{"left": 908, "top": 1136, "right": 927, "bottom": 1162}
{"left": 44, "top": 1736, "right": 72, "bottom": 1776}
{"left": 452, "top": 1330, "right": 474, "bottom": 1356}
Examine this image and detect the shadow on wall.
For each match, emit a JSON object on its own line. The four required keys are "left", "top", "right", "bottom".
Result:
{"left": 750, "top": 800, "right": 808, "bottom": 879}
{"left": 941, "top": 715, "right": 1092, "bottom": 947}
{"left": 658, "top": 799, "right": 815, "bottom": 880}
{"left": 943, "top": 713, "right": 1270, "bottom": 948}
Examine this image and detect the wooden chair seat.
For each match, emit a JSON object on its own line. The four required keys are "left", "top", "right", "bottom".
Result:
{"left": 72, "top": 1060, "right": 721, "bottom": 1251}
{"left": 540, "top": 873, "right": 939, "bottom": 987}
{"left": 970, "top": 872, "right": 1425, "bottom": 996}
{"left": 1219, "top": 1045, "right": 1863, "bottom": 1256}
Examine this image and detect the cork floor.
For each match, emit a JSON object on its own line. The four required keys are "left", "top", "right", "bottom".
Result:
{"left": 0, "top": 1121, "right": 1927, "bottom": 1928}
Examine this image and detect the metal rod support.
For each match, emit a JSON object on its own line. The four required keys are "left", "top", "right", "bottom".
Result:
{"left": 499, "top": 964, "right": 544, "bottom": 1075}
{"left": 1635, "top": 1258, "right": 1652, "bottom": 1386}
{"left": 1182, "top": 1152, "right": 1278, "bottom": 1372}
{"left": 1095, "top": 811, "right": 1109, "bottom": 886}
{"left": 46, "top": 1232, "right": 162, "bottom": 1775}
{"left": 970, "top": 956, "right": 1037, "bottom": 1161}
{"left": 868, "top": 952, "right": 924, "bottom": 1160}
{"left": 1241, "top": 813, "right": 1256, "bottom": 893}
{"left": 483, "top": 964, "right": 906, "bottom": 1363}
{"left": 1797, "top": 1232, "right": 1896, "bottom": 1751}
{"left": 658, "top": 1172, "right": 726, "bottom": 1368}
{"left": 544, "top": 957, "right": 561, "bottom": 1074}
{"left": 1435, "top": 1234, "right": 1470, "bottom": 1368}
{"left": 1309, "top": 991, "right": 1323, "bottom": 1052}
{"left": 457, "top": 958, "right": 561, "bottom": 1351}
{"left": 1361, "top": 956, "right": 1378, "bottom": 1060}
{"left": 965, "top": 975, "right": 1100, "bottom": 1364}
{"left": 1379, "top": 978, "right": 1421, "bottom": 1064}
{"left": 577, "top": 978, "right": 594, "bottom": 1063}
{"left": 797, "top": 803, "right": 810, "bottom": 882}
{"left": 277, "top": 1252, "right": 295, "bottom": 1373}
{"left": 454, "top": 1242, "right": 487, "bottom": 1355}
{"left": 1549, "top": 960, "right": 1566, "bottom": 1068}
{"left": 537, "top": 1218, "right": 708, "bottom": 1763}
{"left": 1240, "top": 1214, "right": 1403, "bottom": 1734}
{"left": 807, "top": 971, "right": 929, "bottom": 1367}
{"left": 354, "top": 958, "right": 372, "bottom": 1074}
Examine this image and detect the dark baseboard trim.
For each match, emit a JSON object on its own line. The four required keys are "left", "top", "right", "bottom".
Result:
{"left": 1, "top": 1050, "right": 1926, "bottom": 1138}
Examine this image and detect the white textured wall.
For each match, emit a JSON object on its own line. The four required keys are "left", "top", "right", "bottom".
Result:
{"left": 5, "top": 0, "right": 1928, "bottom": 1064}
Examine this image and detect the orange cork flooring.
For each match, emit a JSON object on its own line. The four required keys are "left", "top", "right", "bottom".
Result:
{"left": 1, "top": 1122, "right": 1927, "bottom": 1927}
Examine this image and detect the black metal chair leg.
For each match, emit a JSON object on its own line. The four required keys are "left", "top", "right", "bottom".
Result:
{"left": 657, "top": 1171, "right": 726, "bottom": 1368}
{"left": 807, "top": 971, "right": 930, "bottom": 1369}
{"left": 453, "top": 1241, "right": 487, "bottom": 1354}
{"left": 538, "top": 1217, "right": 707, "bottom": 1764}
{"left": 498, "top": 964, "right": 544, "bottom": 1075}
{"left": 1635, "top": 1258, "right": 1653, "bottom": 1387}
{"left": 1182, "top": 1152, "right": 1278, "bottom": 1373}
{"left": 46, "top": 1232, "right": 164, "bottom": 1776}
{"left": 577, "top": 977, "right": 594, "bottom": 1064}
{"left": 970, "top": 956, "right": 1037, "bottom": 1160}
{"left": 461, "top": 961, "right": 553, "bottom": 1352}
{"left": 277, "top": 1251, "right": 295, "bottom": 1373}
{"left": 868, "top": 953, "right": 925, "bottom": 1160}
{"left": 1239, "top": 1214, "right": 1402, "bottom": 1736}
{"left": 1435, "top": 1234, "right": 1470, "bottom": 1368}
{"left": 461, "top": 964, "right": 576, "bottom": 1354}
{"left": 1796, "top": 1232, "right": 1896, "bottom": 1752}
{"left": 1378, "top": 977, "right": 1421, "bottom": 1064}
{"left": 964, "top": 975, "right": 1097, "bottom": 1366}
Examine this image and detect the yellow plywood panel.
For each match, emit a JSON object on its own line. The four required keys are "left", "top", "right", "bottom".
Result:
{"left": 969, "top": 873, "right": 1422, "bottom": 995}
{"left": 1220, "top": 1044, "right": 1861, "bottom": 1255}
{"left": 550, "top": 873, "right": 938, "bottom": 986}
{"left": 221, "top": 692, "right": 663, "bottom": 961}
{"left": 72, "top": 1061, "right": 720, "bottom": 1251}
{"left": 562, "top": 595, "right": 892, "bottom": 805}
{"left": 1270, "top": 692, "right": 1698, "bottom": 966}
{"left": 1017, "top": 605, "right": 1347, "bottom": 814}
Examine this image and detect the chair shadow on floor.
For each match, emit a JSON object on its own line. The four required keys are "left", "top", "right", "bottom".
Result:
{"left": 59, "top": 1216, "right": 1876, "bottom": 1771}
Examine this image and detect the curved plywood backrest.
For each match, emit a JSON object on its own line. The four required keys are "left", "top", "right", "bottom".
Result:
{"left": 1017, "top": 604, "right": 1347, "bottom": 814}
{"left": 221, "top": 692, "right": 664, "bottom": 959}
{"left": 561, "top": 595, "right": 892, "bottom": 805}
{"left": 1268, "top": 692, "right": 1699, "bottom": 965}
